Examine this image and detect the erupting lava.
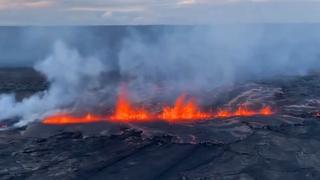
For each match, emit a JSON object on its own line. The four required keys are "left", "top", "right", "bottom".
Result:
{"left": 42, "top": 86, "right": 274, "bottom": 125}
{"left": 109, "top": 85, "right": 152, "bottom": 122}
{"left": 216, "top": 105, "right": 272, "bottom": 118}
{"left": 42, "top": 113, "right": 104, "bottom": 125}
{"left": 160, "top": 94, "right": 211, "bottom": 121}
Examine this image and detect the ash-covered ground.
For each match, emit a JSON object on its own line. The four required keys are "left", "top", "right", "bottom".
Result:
{"left": 2, "top": 68, "right": 320, "bottom": 180}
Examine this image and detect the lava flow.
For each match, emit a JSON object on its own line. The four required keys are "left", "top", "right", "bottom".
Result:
{"left": 215, "top": 105, "right": 272, "bottom": 118}
{"left": 42, "top": 87, "right": 274, "bottom": 125}
{"left": 160, "top": 94, "right": 211, "bottom": 121}
{"left": 42, "top": 113, "right": 105, "bottom": 125}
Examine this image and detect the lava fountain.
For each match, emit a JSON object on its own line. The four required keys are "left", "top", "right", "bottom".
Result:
{"left": 108, "top": 84, "right": 152, "bottom": 122}
{"left": 42, "top": 86, "right": 274, "bottom": 125}
{"left": 160, "top": 94, "right": 211, "bottom": 122}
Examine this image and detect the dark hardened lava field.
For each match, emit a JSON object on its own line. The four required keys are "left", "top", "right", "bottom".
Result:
{"left": 2, "top": 68, "right": 320, "bottom": 180}
{"left": 0, "top": 68, "right": 47, "bottom": 101}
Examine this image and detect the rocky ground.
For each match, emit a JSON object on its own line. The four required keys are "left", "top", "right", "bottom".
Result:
{"left": 1, "top": 69, "right": 320, "bottom": 180}
{"left": 0, "top": 68, "right": 47, "bottom": 101}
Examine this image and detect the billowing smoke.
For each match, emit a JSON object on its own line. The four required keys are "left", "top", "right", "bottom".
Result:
{"left": 1, "top": 25, "right": 320, "bottom": 125}
{"left": 0, "top": 41, "right": 105, "bottom": 126}
{"left": 118, "top": 26, "right": 320, "bottom": 100}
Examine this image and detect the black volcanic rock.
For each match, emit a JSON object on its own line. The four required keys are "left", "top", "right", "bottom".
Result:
{"left": 3, "top": 119, "right": 320, "bottom": 180}
{"left": 2, "top": 69, "right": 320, "bottom": 179}
{"left": 0, "top": 68, "right": 48, "bottom": 101}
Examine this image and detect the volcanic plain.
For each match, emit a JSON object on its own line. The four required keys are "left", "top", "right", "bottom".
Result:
{"left": 1, "top": 68, "right": 320, "bottom": 180}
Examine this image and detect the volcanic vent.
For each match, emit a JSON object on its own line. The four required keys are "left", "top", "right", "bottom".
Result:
{"left": 3, "top": 68, "right": 320, "bottom": 180}
{"left": 3, "top": 25, "right": 320, "bottom": 180}
{"left": 42, "top": 83, "right": 273, "bottom": 125}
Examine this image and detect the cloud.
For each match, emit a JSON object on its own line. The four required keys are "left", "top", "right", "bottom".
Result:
{"left": 177, "top": 0, "right": 197, "bottom": 5}
{"left": 67, "top": 5, "right": 145, "bottom": 13}
{"left": 0, "top": 0, "right": 320, "bottom": 24}
{"left": 0, "top": 0, "right": 55, "bottom": 10}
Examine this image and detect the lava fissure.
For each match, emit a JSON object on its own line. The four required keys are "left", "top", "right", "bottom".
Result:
{"left": 42, "top": 88, "right": 274, "bottom": 125}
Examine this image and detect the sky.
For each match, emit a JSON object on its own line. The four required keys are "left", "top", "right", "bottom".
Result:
{"left": 0, "top": 0, "right": 320, "bottom": 25}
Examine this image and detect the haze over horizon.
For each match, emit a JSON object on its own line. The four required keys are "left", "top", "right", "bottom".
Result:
{"left": 0, "top": 0, "right": 320, "bottom": 25}
{"left": 0, "top": 1, "right": 320, "bottom": 72}
{"left": 1, "top": 0, "right": 320, "bottom": 139}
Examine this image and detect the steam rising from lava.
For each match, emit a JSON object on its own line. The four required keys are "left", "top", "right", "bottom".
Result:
{"left": 0, "top": 41, "right": 105, "bottom": 126}
{"left": 109, "top": 84, "right": 152, "bottom": 122}
{"left": 42, "top": 85, "right": 273, "bottom": 125}
{"left": 1, "top": 26, "right": 318, "bottom": 126}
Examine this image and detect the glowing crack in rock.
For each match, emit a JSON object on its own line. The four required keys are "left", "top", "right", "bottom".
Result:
{"left": 42, "top": 85, "right": 274, "bottom": 125}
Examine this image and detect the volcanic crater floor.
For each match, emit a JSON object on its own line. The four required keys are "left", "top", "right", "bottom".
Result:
{"left": 2, "top": 70, "right": 320, "bottom": 180}
{"left": 1, "top": 116, "right": 319, "bottom": 180}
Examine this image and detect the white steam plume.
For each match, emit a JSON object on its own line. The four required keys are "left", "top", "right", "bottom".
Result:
{"left": 0, "top": 41, "right": 105, "bottom": 126}
{"left": 1, "top": 26, "right": 320, "bottom": 125}
{"left": 118, "top": 26, "right": 320, "bottom": 101}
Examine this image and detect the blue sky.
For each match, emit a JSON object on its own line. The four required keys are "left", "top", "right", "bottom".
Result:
{"left": 0, "top": 0, "right": 320, "bottom": 25}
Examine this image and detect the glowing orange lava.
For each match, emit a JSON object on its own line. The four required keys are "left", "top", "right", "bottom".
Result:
{"left": 108, "top": 85, "right": 152, "bottom": 122}
{"left": 42, "top": 113, "right": 104, "bottom": 125}
{"left": 42, "top": 86, "right": 274, "bottom": 125}
{"left": 215, "top": 105, "right": 273, "bottom": 118}
{"left": 160, "top": 94, "right": 210, "bottom": 121}
{"left": 259, "top": 106, "right": 273, "bottom": 116}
